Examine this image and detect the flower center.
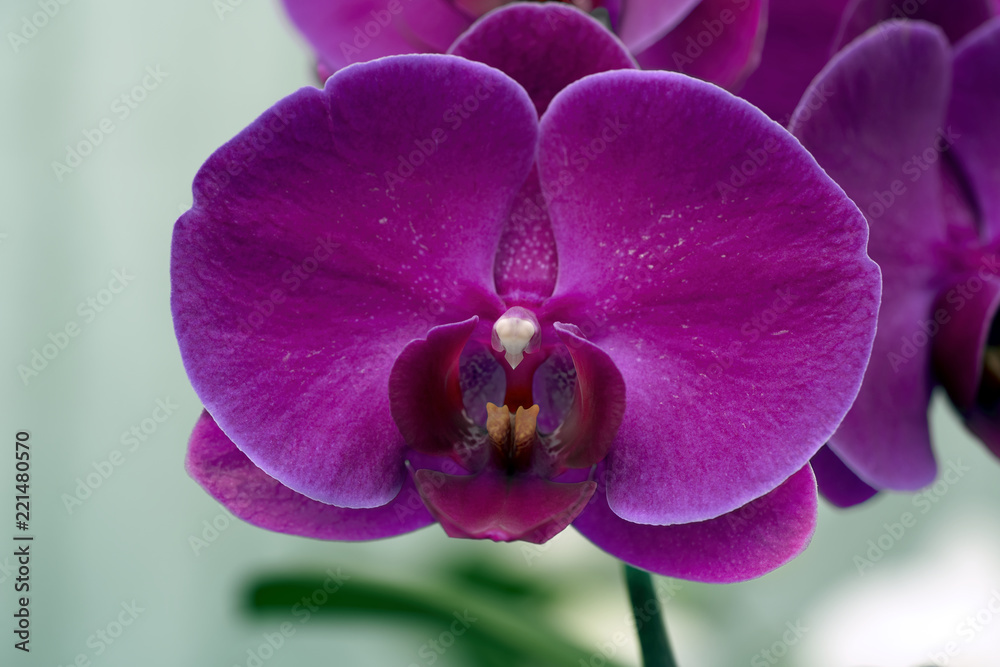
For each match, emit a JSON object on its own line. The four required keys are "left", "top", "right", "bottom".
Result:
{"left": 491, "top": 306, "right": 540, "bottom": 369}
{"left": 486, "top": 402, "right": 538, "bottom": 472}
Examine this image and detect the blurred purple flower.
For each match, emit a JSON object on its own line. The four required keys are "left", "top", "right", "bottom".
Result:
{"left": 790, "top": 18, "right": 1000, "bottom": 504}
{"left": 280, "top": 0, "right": 765, "bottom": 89}
{"left": 173, "top": 6, "right": 880, "bottom": 581}
{"left": 741, "top": 0, "right": 998, "bottom": 123}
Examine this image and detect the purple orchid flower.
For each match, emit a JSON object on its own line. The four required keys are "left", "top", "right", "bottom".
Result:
{"left": 789, "top": 18, "right": 1000, "bottom": 506}
{"left": 740, "top": 0, "right": 998, "bottom": 123}
{"left": 280, "top": 0, "right": 765, "bottom": 89}
{"left": 173, "top": 4, "right": 880, "bottom": 582}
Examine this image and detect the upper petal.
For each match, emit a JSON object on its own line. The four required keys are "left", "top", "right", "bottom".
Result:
{"left": 617, "top": 0, "right": 702, "bottom": 53}
{"left": 186, "top": 411, "right": 435, "bottom": 540}
{"left": 537, "top": 70, "right": 879, "bottom": 524}
{"left": 572, "top": 464, "right": 818, "bottom": 582}
{"left": 948, "top": 17, "right": 1000, "bottom": 242}
{"left": 790, "top": 22, "right": 954, "bottom": 488}
{"left": 171, "top": 56, "right": 537, "bottom": 508}
{"left": 636, "top": 0, "right": 766, "bottom": 91}
{"left": 448, "top": 3, "right": 636, "bottom": 116}
{"left": 448, "top": 3, "right": 637, "bottom": 300}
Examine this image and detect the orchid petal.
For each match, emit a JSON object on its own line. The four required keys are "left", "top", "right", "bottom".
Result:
{"left": 739, "top": 0, "right": 852, "bottom": 122}
{"left": 572, "top": 464, "right": 818, "bottom": 582}
{"left": 618, "top": 0, "right": 701, "bottom": 53}
{"left": 949, "top": 17, "right": 1000, "bottom": 242}
{"left": 836, "top": 0, "right": 997, "bottom": 49}
{"left": 811, "top": 445, "right": 878, "bottom": 508}
{"left": 414, "top": 469, "right": 596, "bottom": 543}
{"left": 791, "top": 22, "right": 954, "bottom": 489}
{"left": 280, "top": 0, "right": 470, "bottom": 71}
{"left": 538, "top": 70, "right": 878, "bottom": 524}
{"left": 402, "top": 0, "right": 478, "bottom": 51}
{"left": 449, "top": 3, "right": 636, "bottom": 116}
{"left": 449, "top": 5, "right": 638, "bottom": 301}
{"left": 186, "top": 411, "right": 435, "bottom": 540}
{"left": 389, "top": 318, "right": 488, "bottom": 468}
{"left": 547, "top": 323, "right": 626, "bottom": 470}
{"left": 171, "top": 56, "right": 537, "bottom": 507}
{"left": 636, "top": 0, "right": 765, "bottom": 90}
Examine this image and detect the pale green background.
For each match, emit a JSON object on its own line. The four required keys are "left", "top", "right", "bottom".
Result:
{"left": 3, "top": 1, "right": 1000, "bottom": 666}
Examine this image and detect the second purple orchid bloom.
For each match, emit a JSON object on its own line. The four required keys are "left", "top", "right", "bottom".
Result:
{"left": 173, "top": 5, "right": 881, "bottom": 581}
{"left": 280, "top": 0, "right": 766, "bottom": 89}
{"left": 791, "top": 17, "right": 1000, "bottom": 506}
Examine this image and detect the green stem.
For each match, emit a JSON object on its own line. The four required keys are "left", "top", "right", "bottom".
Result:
{"left": 624, "top": 565, "right": 678, "bottom": 667}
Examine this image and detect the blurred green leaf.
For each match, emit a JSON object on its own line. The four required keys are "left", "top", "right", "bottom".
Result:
{"left": 245, "top": 573, "right": 626, "bottom": 667}
{"left": 436, "top": 558, "right": 559, "bottom": 604}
